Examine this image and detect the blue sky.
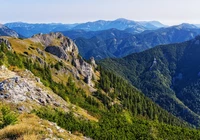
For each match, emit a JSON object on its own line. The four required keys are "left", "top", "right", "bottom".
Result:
{"left": 1, "top": 0, "right": 200, "bottom": 25}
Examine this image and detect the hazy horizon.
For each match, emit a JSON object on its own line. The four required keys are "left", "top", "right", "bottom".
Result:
{"left": 1, "top": 0, "right": 200, "bottom": 25}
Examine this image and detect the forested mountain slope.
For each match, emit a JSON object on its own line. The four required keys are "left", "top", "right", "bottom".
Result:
{"left": 100, "top": 35, "right": 200, "bottom": 126}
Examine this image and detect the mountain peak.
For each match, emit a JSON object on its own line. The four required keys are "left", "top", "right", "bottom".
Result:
{"left": 149, "top": 21, "right": 167, "bottom": 27}
{"left": 115, "top": 18, "right": 131, "bottom": 21}
{"left": 175, "top": 23, "right": 198, "bottom": 29}
{"left": 114, "top": 18, "right": 136, "bottom": 23}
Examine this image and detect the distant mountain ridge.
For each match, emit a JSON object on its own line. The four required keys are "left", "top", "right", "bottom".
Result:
{"left": 0, "top": 24, "right": 20, "bottom": 38}
{"left": 5, "top": 18, "right": 166, "bottom": 37}
{"left": 74, "top": 23, "right": 200, "bottom": 60}
{"left": 4, "top": 22, "right": 77, "bottom": 38}
{"left": 3, "top": 20, "right": 200, "bottom": 61}
{"left": 72, "top": 18, "right": 161, "bottom": 32}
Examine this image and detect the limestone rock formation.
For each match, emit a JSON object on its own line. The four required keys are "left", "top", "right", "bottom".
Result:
{"left": 73, "top": 58, "right": 94, "bottom": 87}
{"left": 31, "top": 32, "right": 95, "bottom": 86}
{"left": 90, "top": 57, "right": 97, "bottom": 68}
{"left": 31, "top": 32, "right": 78, "bottom": 60}
{"left": 45, "top": 46, "right": 68, "bottom": 60}
{"left": 0, "top": 38, "right": 12, "bottom": 50}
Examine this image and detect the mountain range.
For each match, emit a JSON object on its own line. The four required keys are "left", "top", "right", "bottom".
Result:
{"left": 74, "top": 23, "right": 200, "bottom": 59}
{"left": 4, "top": 22, "right": 77, "bottom": 38}
{"left": 5, "top": 19, "right": 200, "bottom": 61}
{"left": 4, "top": 18, "right": 166, "bottom": 38}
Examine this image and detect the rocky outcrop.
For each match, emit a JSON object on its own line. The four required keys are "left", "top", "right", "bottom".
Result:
{"left": 73, "top": 58, "right": 94, "bottom": 87}
{"left": 45, "top": 46, "right": 68, "bottom": 60}
{"left": 0, "top": 38, "right": 12, "bottom": 50}
{"left": 31, "top": 32, "right": 78, "bottom": 60}
{"left": 31, "top": 32, "right": 95, "bottom": 87}
{"left": 0, "top": 67, "right": 71, "bottom": 112}
{"left": 90, "top": 57, "right": 97, "bottom": 68}
{"left": 0, "top": 75, "right": 59, "bottom": 106}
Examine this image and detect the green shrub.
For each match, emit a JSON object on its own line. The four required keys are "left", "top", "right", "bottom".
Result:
{"left": 0, "top": 106, "right": 18, "bottom": 129}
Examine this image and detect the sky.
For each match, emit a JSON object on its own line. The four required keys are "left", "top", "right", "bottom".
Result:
{"left": 1, "top": 0, "right": 200, "bottom": 25}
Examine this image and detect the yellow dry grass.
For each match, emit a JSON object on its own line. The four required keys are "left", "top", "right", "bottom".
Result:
{"left": 18, "top": 134, "right": 39, "bottom": 140}
{"left": 7, "top": 38, "right": 36, "bottom": 54}
{"left": 0, "top": 113, "right": 84, "bottom": 140}
{"left": 95, "top": 71, "right": 100, "bottom": 81}
{"left": 4, "top": 37, "right": 58, "bottom": 64}
{"left": 0, "top": 114, "right": 43, "bottom": 140}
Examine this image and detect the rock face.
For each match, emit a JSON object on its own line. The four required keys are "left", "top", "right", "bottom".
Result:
{"left": 90, "top": 57, "right": 97, "bottom": 68}
{"left": 45, "top": 46, "right": 68, "bottom": 60}
{"left": 73, "top": 58, "right": 93, "bottom": 87}
{"left": 31, "top": 32, "right": 95, "bottom": 86}
{"left": 0, "top": 38, "right": 12, "bottom": 50}
{"left": 31, "top": 32, "right": 78, "bottom": 60}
